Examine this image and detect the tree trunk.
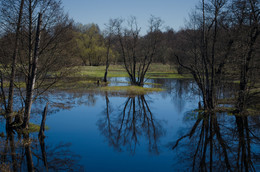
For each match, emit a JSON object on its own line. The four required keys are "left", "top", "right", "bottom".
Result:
{"left": 103, "top": 40, "right": 111, "bottom": 82}
{"left": 8, "top": 130, "right": 18, "bottom": 171}
{"left": 0, "top": 71, "right": 7, "bottom": 110}
{"left": 6, "top": 0, "right": 25, "bottom": 125}
{"left": 24, "top": 133, "right": 34, "bottom": 172}
{"left": 27, "top": 0, "right": 33, "bottom": 92}
{"left": 23, "top": 13, "right": 42, "bottom": 129}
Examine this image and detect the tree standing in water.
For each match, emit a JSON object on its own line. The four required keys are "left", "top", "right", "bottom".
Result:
{"left": 103, "top": 19, "right": 117, "bottom": 82}
{"left": 115, "top": 16, "right": 162, "bottom": 86}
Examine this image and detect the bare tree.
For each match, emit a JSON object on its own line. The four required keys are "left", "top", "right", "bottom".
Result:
{"left": 103, "top": 19, "right": 117, "bottom": 82}
{"left": 23, "top": 13, "right": 42, "bottom": 129}
{"left": 116, "top": 16, "right": 162, "bottom": 86}
{"left": 175, "top": 0, "right": 233, "bottom": 110}
{"left": 231, "top": 0, "right": 260, "bottom": 113}
{"left": 0, "top": 0, "right": 74, "bottom": 129}
{"left": 2, "top": 0, "right": 25, "bottom": 127}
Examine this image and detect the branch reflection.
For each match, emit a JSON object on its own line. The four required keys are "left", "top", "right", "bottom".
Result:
{"left": 0, "top": 129, "right": 83, "bottom": 171}
{"left": 98, "top": 93, "right": 165, "bottom": 154}
{"left": 171, "top": 112, "right": 260, "bottom": 171}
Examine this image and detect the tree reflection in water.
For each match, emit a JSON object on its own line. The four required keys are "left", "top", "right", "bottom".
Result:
{"left": 98, "top": 93, "right": 165, "bottom": 154}
{"left": 0, "top": 129, "right": 83, "bottom": 171}
{"left": 171, "top": 112, "right": 260, "bottom": 171}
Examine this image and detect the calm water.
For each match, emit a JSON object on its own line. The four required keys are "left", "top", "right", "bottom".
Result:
{"left": 0, "top": 79, "right": 259, "bottom": 171}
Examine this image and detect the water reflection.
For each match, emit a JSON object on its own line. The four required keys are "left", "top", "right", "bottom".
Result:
{"left": 98, "top": 93, "right": 165, "bottom": 154}
{"left": 154, "top": 79, "right": 199, "bottom": 114}
{"left": 171, "top": 112, "right": 260, "bottom": 171}
{"left": 0, "top": 128, "right": 83, "bottom": 171}
{"left": 1, "top": 77, "right": 258, "bottom": 171}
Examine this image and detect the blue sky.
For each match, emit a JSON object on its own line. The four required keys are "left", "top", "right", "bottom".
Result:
{"left": 62, "top": 0, "right": 198, "bottom": 33}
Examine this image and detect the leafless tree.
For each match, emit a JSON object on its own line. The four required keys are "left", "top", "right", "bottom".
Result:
{"left": 175, "top": 0, "right": 233, "bottom": 110}
{"left": 0, "top": 0, "right": 74, "bottom": 129}
{"left": 0, "top": 0, "right": 25, "bottom": 127}
{"left": 103, "top": 19, "right": 117, "bottom": 82}
{"left": 230, "top": 0, "right": 260, "bottom": 113}
{"left": 115, "top": 16, "right": 162, "bottom": 86}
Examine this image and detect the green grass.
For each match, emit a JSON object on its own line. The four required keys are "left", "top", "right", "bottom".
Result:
{"left": 99, "top": 86, "right": 164, "bottom": 95}
{"left": 146, "top": 72, "right": 191, "bottom": 79}
{"left": 2, "top": 81, "right": 26, "bottom": 88}
{"left": 54, "top": 79, "right": 98, "bottom": 89}
{"left": 71, "top": 65, "right": 128, "bottom": 78}
{"left": 1, "top": 64, "right": 191, "bottom": 92}
{"left": 27, "top": 123, "right": 49, "bottom": 133}
{"left": 52, "top": 63, "right": 190, "bottom": 91}
{"left": 68, "top": 64, "right": 191, "bottom": 79}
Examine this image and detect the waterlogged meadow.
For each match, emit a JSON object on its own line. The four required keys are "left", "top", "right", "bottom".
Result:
{"left": 0, "top": 75, "right": 259, "bottom": 171}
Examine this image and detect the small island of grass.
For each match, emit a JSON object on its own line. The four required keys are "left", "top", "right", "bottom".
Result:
{"left": 99, "top": 86, "right": 164, "bottom": 95}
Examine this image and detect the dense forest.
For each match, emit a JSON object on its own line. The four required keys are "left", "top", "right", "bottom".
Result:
{"left": 0, "top": 0, "right": 259, "bottom": 171}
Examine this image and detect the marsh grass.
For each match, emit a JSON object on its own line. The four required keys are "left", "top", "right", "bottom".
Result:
{"left": 71, "top": 65, "right": 128, "bottom": 78}
{"left": 146, "top": 72, "right": 191, "bottom": 79}
{"left": 69, "top": 64, "right": 191, "bottom": 79}
{"left": 99, "top": 86, "right": 164, "bottom": 95}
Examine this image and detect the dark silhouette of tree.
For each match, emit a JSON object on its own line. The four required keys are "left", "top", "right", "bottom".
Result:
{"left": 231, "top": 0, "right": 260, "bottom": 113}
{"left": 0, "top": 130, "right": 83, "bottom": 171}
{"left": 175, "top": 0, "right": 234, "bottom": 110}
{"left": 103, "top": 19, "right": 117, "bottom": 82}
{"left": 98, "top": 94, "right": 165, "bottom": 154}
{"left": 0, "top": 0, "right": 25, "bottom": 127}
{"left": 171, "top": 112, "right": 260, "bottom": 171}
{"left": 23, "top": 13, "right": 42, "bottom": 129}
{"left": 115, "top": 16, "right": 163, "bottom": 86}
{"left": 0, "top": 0, "right": 74, "bottom": 129}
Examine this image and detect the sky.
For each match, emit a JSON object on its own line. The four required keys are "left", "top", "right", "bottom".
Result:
{"left": 61, "top": 0, "right": 198, "bottom": 33}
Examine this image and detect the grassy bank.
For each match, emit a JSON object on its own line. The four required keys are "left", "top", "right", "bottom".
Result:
{"left": 69, "top": 64, "right": 192, "bottom": 79}
{"left": 51, "top": 64, "right": 190, "bottom": 93}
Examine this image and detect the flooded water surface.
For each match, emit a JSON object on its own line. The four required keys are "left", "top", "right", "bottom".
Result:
{"left": 0, "top": 78, "right": 259, "bottom": 171}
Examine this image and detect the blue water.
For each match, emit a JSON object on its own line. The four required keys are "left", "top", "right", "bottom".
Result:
{"left": 45, "top": 82, "right": 199, "bottom": 171}
{"left": 1, "top": 78, "right": 259, "bottom": 171}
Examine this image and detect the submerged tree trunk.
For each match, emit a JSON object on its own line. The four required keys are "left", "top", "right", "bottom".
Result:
{"left": 6, "top": 0, "right": 25, "bottom": 126}
{"left": 7, "top": 130, "right": 18, "bottom": 171}
{"left": 23, "top": 13, "right": 42, "bottom": 129}
{"left": 24, "top": 133, "right": 34, "bottom": 172}
{"left": 39, "top": 136, "right": 48, "bottom": 170}
{"left": 0, "top": 71, "right": 7, "bottom": 110}
{"left": 39, "top": 103, "right": 48, "bottom": 139}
